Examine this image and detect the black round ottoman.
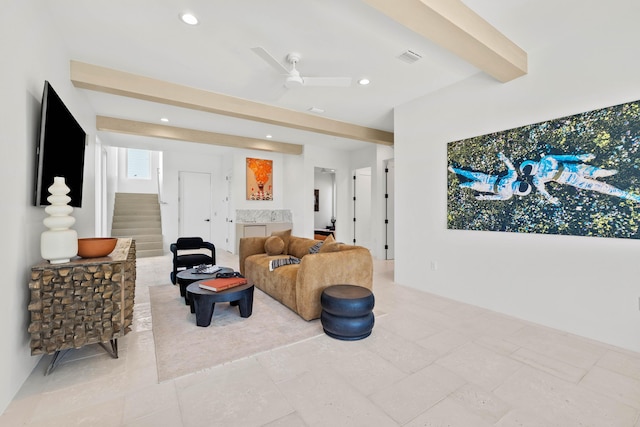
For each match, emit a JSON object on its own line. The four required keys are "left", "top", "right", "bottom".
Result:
{"left": 320, "top": 285, "right": 375, "bottom": 341}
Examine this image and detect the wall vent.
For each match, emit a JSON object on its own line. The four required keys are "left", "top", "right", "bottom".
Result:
{"left": 398, "top": 49, "right": 422, "bottom": 64}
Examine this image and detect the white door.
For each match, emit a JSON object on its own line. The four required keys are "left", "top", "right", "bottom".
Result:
{"left": 225, "top": 173, "right": 234, "bottom": 252}
{"left": 385, "top": 159, "right": 395, "bottom": 260}
{"left": 179, "top": 171, "right": 212, "bottom": 241}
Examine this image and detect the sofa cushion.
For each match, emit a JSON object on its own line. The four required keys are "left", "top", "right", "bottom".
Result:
{"left": 319, "top": 242, "right": 343, "bottom": 253}
{"left": 271, "top": 229, "right": 292, "bottom": 254}
{"left": 288, "top": 237, "right": 320, "bottom": 259}
{"left": 318, "top": 234, "right": 338, "bottom": 253}
{"left": 264, "top": 236, "right": 285, "bottom": 255}
{"left": 245, "top": 254, "right": 298, "bottom": 311}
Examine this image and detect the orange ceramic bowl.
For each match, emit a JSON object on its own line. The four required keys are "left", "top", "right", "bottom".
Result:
{"left": 77, "top": 237, "right": 118, "bottom": 258}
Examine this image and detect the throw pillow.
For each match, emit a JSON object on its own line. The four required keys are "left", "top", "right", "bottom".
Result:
{"left": 271, "top": 229, "right": 292, "bottom": 254}
{"left": 264, "top": 236, "right": 284, "bottom": 256}
{"left": 308, "top": 241, "right": 323, "bottom": 254}
{"left": 319, "top": 242, "right": 342, "bottom": 253}
{"left": 269, "top": 256, "right": 301, "bottom": 271}
{"left": 318, "top": 234, "right": 336, "bottom": 253}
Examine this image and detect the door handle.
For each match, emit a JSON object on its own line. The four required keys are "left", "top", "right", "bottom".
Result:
{"left": 205, "top": 219, "right": 210, "bottom": 222}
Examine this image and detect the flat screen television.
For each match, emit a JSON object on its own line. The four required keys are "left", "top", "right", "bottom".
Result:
{"left": 34, "top": 81, "right": 86, "bottom": 208}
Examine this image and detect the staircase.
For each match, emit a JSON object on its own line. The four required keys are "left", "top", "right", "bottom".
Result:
{"left": 111, "top": 193, "right": 164, "bottom": 258}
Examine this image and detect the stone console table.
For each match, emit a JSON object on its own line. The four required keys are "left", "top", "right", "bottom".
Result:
{"left": 28, "top": 238, "right": 136, "bottom": 373}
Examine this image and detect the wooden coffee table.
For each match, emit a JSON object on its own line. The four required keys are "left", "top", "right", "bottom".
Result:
{"left": 186, "top": 282, "right": 255, "bottom": 327}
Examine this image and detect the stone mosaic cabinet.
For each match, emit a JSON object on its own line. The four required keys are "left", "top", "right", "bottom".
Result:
{"left": 28, "top": 238, "right": 136, "bottom": 355}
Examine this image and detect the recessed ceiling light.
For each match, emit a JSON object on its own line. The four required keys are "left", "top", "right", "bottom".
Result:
{"left": 266, "top": 134, "right": 273, "bottom": 139}
{"left": 179, "top": 12, "right": 199, "bottom": 25}
{"left": 160, "top": 117, "right": 169, "bottom": 122}
{"left": 358, "top": 78, "right": 370, "bottom": 86}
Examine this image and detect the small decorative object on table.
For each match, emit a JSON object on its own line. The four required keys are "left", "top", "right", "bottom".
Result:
{"left": 194, "top": 264, "right": 222, "bottom": 274}
{"left": 77, "top": 237, "right": 118, "bottom": 258}
{"left": 198, "top": 273, "right": 246, "bottom": 292}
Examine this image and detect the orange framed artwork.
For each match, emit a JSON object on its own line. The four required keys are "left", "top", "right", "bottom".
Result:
{"left": 246, "top": 157, "right": 273, "bottom": 200}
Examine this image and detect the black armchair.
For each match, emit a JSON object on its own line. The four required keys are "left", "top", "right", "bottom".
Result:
{"left": 170, "top": 237, "right": 216, "bottom": 284}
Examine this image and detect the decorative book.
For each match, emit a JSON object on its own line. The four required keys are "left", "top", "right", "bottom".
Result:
{"left": 198, "top": 277, "right": 247, "bottom": 292}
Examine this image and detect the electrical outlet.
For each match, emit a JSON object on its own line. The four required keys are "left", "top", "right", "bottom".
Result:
{"left": 430, "top": 261, "right": 437, "bottom": 271}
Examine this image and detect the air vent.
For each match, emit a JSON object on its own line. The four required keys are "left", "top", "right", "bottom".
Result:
{"left": 398, "top": 49, "right": 422, "bottom": 64}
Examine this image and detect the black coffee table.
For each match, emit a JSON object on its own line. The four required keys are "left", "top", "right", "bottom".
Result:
{"left": 176, "top": 266, "right": 234, "bottom": 305}
{"left": 186, "top": 282, "right": 255, "bottom": 327}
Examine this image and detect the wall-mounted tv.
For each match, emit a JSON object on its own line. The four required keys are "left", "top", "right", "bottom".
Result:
{"left": 34, "top": 81, "right": 86, "bottom": 208}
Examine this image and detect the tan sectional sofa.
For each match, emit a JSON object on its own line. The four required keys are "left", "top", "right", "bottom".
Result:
{"left": 239, "top": 231, "right": 373, "bottom": 321}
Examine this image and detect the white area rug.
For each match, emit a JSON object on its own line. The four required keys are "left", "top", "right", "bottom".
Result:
{"left": 149, "top": 284, "right": 323, "bottom": 382}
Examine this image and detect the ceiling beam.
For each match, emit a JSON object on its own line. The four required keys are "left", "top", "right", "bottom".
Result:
{"left": 72, "top": 61, "right": 394, "bottom": 146}
{"left": 96, "top": 116, "right": 304, "bottom": 155}
{"left": 362, "top": 0, "right": 527, "bottom": 82}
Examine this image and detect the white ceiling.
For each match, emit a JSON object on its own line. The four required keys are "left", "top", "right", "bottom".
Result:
{"left": 42, "top": 0, "right": 536, "bottom": 154}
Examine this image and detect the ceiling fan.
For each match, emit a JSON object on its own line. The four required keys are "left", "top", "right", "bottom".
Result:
{"left": 251, "top": 47, "right": 352, "bottom": 89}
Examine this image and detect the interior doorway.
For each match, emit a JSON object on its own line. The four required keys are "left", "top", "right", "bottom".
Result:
{"left": 179, "top": 171, "right": 212, "bottom": 241}
{"left": 353, "top": 167, "right": 372, "bottom": 250}
{"left": 313, "top": 167, "right": 337, "bottom": 233}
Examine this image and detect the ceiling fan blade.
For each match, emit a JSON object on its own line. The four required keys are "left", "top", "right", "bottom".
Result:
{"left": 302, "top": 77, "right": 352, "bottom": 87}
{"left": 251, "top": 47, "right": 289, "bottom": 74}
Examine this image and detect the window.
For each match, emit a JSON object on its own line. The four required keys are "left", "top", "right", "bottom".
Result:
{"left": 127, "top": 148, "right": 150, "bottom": 179}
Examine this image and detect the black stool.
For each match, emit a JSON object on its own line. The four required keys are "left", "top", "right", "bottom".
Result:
{"left": 320, "top": 285, "right": 374, "bottom": 340}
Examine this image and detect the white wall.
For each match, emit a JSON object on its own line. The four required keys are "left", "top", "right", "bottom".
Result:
{"left": 161, "top": 146, "right": 226, "bottom": 251}
{"left": 394, "top": 2, "right": 640, "bottom": 352}
{"left": 231, "top": 150, "right": 285, "bottom": 211}
{"left": 105, "top": 145, "right": 119, "bottom": 236}
{"left": 0, "top": 0, "right": 97, "bottom": 413}
{"left": 116, "top": 148, "right": 160, "bottom": 194}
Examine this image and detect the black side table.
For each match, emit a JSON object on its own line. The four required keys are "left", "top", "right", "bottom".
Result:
{"left": 186, "top": 282, "right": 255, "bottom": 327}
{"left": 320, "top": 285, "right": 375, "bottom": 340}
{"left": 176, "top": 267, "right": 234, "bottom": 305}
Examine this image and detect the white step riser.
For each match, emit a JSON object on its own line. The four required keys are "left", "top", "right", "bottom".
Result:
{"left": 112, "top": 229, "right": 162, "bottom": 237}
{"left": 113, "top": 207, "right": 160, "bottom": 214}
{"left": 114, "top": 200, "right": 159, "bottom": 205}
{"left": 112, "top": 215, "right": 160, "bottom": 221}
{"left": 115, "top": 193, "right": 158, "bottom": 198}
{"left": 115, "top": 196, "right": 158, "bottom": 201}
{"left": 114, "top": 202, "right": 159, "bottom": 207}
{"left": 119, "top": 235, "right": 163, "bottom": 243}
{"left": 112, "top": 221, "right": 162, "bottom": 229}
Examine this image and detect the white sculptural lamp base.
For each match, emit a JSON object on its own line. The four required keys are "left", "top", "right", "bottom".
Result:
{"left": 41, "top": 177, "right": 78, "bottom": 264}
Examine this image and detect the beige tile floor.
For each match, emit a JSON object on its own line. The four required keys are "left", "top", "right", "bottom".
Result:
{"left": 3, "top": 250, "right": 640, "bottom": 426}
